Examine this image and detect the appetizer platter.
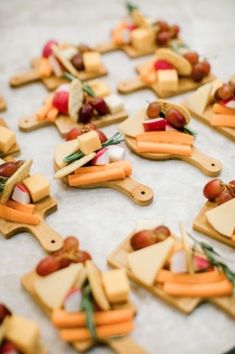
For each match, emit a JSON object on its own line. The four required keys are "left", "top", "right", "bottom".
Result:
{"left": 0, "top": 119, "right": 20, "bottom": 158}
{"left": 193, "top": 178, "right": 235, "bottom": 248}
{"left": 0, "top": 96, "right": 6, "bottom": 112}
{"left": 118, "top": 46, "right": 215, "bottom": 98}
{"left": 0, "top": 303, "right": 48, "bottom": 354}
{"left": 0, "top": 159, "right": 63, "bottom": 252}
{"left": 54, "top": 128, "right": 153, "bottom": 205}
{"left": 19, "top": 78, "right": 128, "bottom": 135}
{"left": 108, "top": 220, "right": 235, "bottom": 317}
{"left": 9, "top": 40, "right": 107, "bottom": 91}
{"left": 96, "top": 2, "right": 182, "bottom": 58}
{"left": 184, "top": 77, "right": 235, "bottom": 141}
{"left": 21, "top": 236, "right": 146, "bottom": 353}
{"left": 119, "top": 100, "right": 222, "bottom": 176}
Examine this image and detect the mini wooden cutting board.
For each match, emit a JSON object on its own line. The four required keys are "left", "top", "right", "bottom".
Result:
{"left": 125, "top": 135, "right": 222, "bottom": 177}
{"left": 21, "top": 270, "right": 146, "bottom": 354}
{"left": 193, "top": 201, "right": 235, "bottom": 248}
{"left": 0, "top": 96, "right": 7, "bottom": 112}
{"left": 183, "top": 101, "right": 235, "bottom": 142}
{"left": 9, "top": 57, "right": 108, "bottom": 91}
{"left": 0, "top": 195, "right": 63, "bottom": 253}
{"left": 107, "top": 231, "right": 235, "bottom": 318}
{"left": 117, "top": 62, "right": 216, "bottom": 98}
{"left": 19, "top": 110, "right": 128, "bottom": 136}
{"left": 0, "top": 119, "right": 20, "bottom": 158}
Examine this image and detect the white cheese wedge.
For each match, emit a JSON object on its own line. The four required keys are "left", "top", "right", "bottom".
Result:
{"left": 34, "top": 263, "right": 83, "bottom": 310}
{"left": 186, "top": 83, "right": 212, "bottom": 115}
{"left": 54, "top": 139, "right": 80, "bottom": 168}
{"left": 104, "top": 94, "right": 124, "bottom": 114}
{"left": 205, "top": 198, "right": 235, "bottom": 237}
{"left": 119, "top": 109, "right": 145, "bottom": 138}
{"left": 127, "top": 237, "right": 174, "bottom": 286}
{"left": 54, "top": 152, "right": 95, "bottom": 179}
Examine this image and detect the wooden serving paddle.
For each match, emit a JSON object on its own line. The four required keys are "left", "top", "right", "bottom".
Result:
{"left": 0, "top": 196, "right": 63, "bottom": 253}
{"left": 96, "top": 40, "right": 156, "bottom": 58}
{"left": 0, "top": 119, "right": 20, "bottom": 158}
{"left": 9, "top": 57, "right": 108, "bottom": 91}
{"left": 107, "top": 231, "right": 235, "bottom": 318}
{"left": 0, "top": 96, "right": 7, "bottom": 112}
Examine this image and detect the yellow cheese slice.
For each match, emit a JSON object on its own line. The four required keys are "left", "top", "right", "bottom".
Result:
{"left": 205, "top": 198, "right": 235, "bottom": 237}
{"left": 127, "top": 237, "right": 174, "bottom": 286}
{"left": 34, "top": 263, "right": 83, "bottom": 310}
{"left": 186, "top": 83, "right": 212, "bottom": 115}
{"left": 118, "top": 109, "right": 145, "bottom": 138}
{"left": 54, "top": 152, "right": 95, "bottom": 179}
{"left": 54, "top": 139, "right": 80, "bottom": 168}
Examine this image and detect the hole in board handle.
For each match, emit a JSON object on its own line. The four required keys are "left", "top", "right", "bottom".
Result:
{"left": 211, "top": 163, "right": 215, "bottom": 167}
{"left": 51, "top": 240, "right": 55, "bottom": 244}
{"left": 141, "top": 191, "right": 146, "bottom": 195}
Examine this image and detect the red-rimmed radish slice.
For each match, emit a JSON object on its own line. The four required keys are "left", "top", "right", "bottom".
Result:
{"left": 63, "top": 287, "right": 83, "bottom": 312}
{"left": 48, "top": 55, "right": 64, "bottom": 77}
{"left": 11, "top": 183, "right": 31, "bottom": 205}
{"left": 107, "top": 145, "right": 125, "bottom": 162}
{"left": 193, "top": 255, "right": 210, "bottom": 272}
{"left": 170, "top": 250, "right": 187, "bottom": 273}
{"left": 0, "top": 341, "right": 19, "bottom": 354}
{"left": 53, "top": 91, "right": 69, "bottom": 115}
{"left": 143, "top": 118, "right": 166, "bottom": 131}
{"left": 56, "top": 83, "right": 70, "bottom": 93}
{"left": 154, "top": 59, "right": 174, "bottom": 71}
{"left": 42, "top": 40, "right": 58, "bottom": 58}
{"left": 92, "top": 148, "right": 109, "bottom": 166}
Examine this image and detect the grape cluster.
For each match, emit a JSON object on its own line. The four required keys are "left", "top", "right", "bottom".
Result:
{"left": 130, "top": 225, "right": 171, "bottom": 250}
{"left": 203, "top": 179, "right": 235, "bottom": 205}
{"left": 155, "top": 21, "right": 180, "bottom": 46}
{"left": 146, "top": 102, "right": 186, "bottom": 129}
{"left": 183, "top": 51, "right": 210, "bottom": 82}
{"left": 214, "top": 82, "right": 235, "bottom": 101}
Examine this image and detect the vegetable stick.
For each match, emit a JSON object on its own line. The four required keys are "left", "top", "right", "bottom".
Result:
{"left": 212, "top": 103, "right": 235, "bottom": 115}
{"left": 156, "top": 269, "right": 225, "bottom": 284}
{"left": 52, "top": 308, "right": 134, "bottom": 328}
{"left": 46, "top": 107, "right": 59, "bottom": 121}
{"left": 139, "top": 62, "right": 157, "bottom": 85}
{"left": 36, "top": 96, "right": 53, "bottom": 121}
{"left": 75, "top": 161, "right": 132, "bottom": 177}
{"left": 68, "top": 167, "right": 126, "bottom": 187}
{"left": 136, "top": 141, "right": 192, "bottom": 156}
{"left": 163, "top": 279, "right": 233, "bottom": 298}
{"left": 210, "top": 114, "right": 235, "bottom": 128}
{"left": 112, "top": 22, "right": 129, "bottom": 45}
{"left": 59, "top": 320, "right": 134, "bottom": 342}
{"left": 38, "top": 58, "right": 52, "bottom": 78}
{"left": 6, "top": 200, "right": 35, "bottom": 214}
{"left": 0, "top": 204, "right": 40, "bottom": 225}
{"left": 136, "top": 131, "right": 194, "bottom": 145}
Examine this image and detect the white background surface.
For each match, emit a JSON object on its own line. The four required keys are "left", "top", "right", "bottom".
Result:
{"left": 0, "top": 0, "right": 235, "bottom": 353}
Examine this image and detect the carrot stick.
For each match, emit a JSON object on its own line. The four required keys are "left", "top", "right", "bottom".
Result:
{"left": 75, "top": 161, "right": 132, "bottom": 177}
{"left": 46, "top": 107, "right": 59, "bottom": 122}
{"left": 210, "top": 114, "right": 235, "bottom": 128}
{"left": 52, "top": 308, "right": 134, "bottom": 328}
{"left": 136, "top": 141, "right": 192, "bottom": 156}
{"left": 68, "top": 167, "right": 126, "bottom": 187}
{"left": 163, "top": 279, "right": 233, "bottom": 298}
{"left": 38, "top": 58, "right": 52, "bottom": 78}
{"left": 156, "top": 269, "right": 225, "bottom": 284}
{"left": 212, "top": 103, "right": 235, "bottom": 115}
{"left": 139, "top": 62, "right": 157, "bottom": 85}
{"left": 59, "top": 320, "right": 134, "bottom": 342}
{"left": 36, "top": 96, "right": 54, "bottom": 121}
{"left": 136, "top": 131, "right": 194, "bottom": 145}
{"left": 112, "top": 22, "right": 129, "bottom": 45}
{"left": 6, "top": 200, "right": 35, "bottom": 214}
{"left": 0, "top": 204, "right": 40, "bottom": 225}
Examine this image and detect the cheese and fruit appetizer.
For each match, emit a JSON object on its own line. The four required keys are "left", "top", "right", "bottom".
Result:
{"left": 35, "top": 78, "right": 124, "bottom": 125}
{"left": 186, "top": 79, "right": 235, "bottom": 128}
{"left": 139, "top": 47, "right": 211, "bottom": 87}
{"left": 202, "top": 178, "right": 235, "bottom": 240}
{"left": 0, "top": 160, "right": 50, "bottom": 225}
{"left": 112, "top": 2, "right": 180, "bottom": 51}
{"left": 0, "top": 303, "right": 45, "bottom": 354}
{"left": 0, "top": 126, "right": 17, "bottom": 155}
{"left": 119, "top": 100, "right": 196, "bottom": 156}
{"left": 127, "top": 223, "right": 233, "bottom": 298}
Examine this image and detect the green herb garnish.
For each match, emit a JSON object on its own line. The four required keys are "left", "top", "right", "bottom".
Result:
{"left": 0, "top": 177, "right": 8, "bottom": 193}
{"left": 126, "top": 1, "right": 138, "bottom": 14}
{"left": 64, "top": 72, "right": 96, "bottom": 97}
{"left": 182, "top": 126, "right": 197, "bottom": 137}
{"left": 80, "top": 284, "right": 98, "bottom": 340}
{"left": 64, "top": 132, "right": 124, "bottom": 164}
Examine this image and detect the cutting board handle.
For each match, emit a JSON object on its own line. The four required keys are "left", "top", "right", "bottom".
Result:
{"left": 19, "top": 116, "right": 51, "bottom": 132}
{"left": 29, "top": 220, "right": 64, "bottom": 253}
{"left": 185, "top": 148, "right": 222, "bottom": 177}
{"left": 9, "top": 70, "right": 40, "bottom": 87}
{"left": 107, "top": 336, "right": 147, "bottom": 354}
{"left": 95, "top": 41, "right": 117, "bottom": 53}
{"left": 117, "top": 78, "right": 145, "bottom": 94}
{"left": 110, "top": 177, "right": 153, "bottom": 206}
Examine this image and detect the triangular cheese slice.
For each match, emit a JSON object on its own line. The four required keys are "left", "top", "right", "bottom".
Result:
{"left": 209, "top": 79, "right": 223, "bottom": 102}
{"left": 54, "top": 139, "right": 80, "bottom": 168}
{"left": 119, "top": 109, "right": 145, "bottom": 138}
{"left": 205, "top": 198, "right": 235, "bottom": 237}
{"left": 34, "top": 263, "right": 82, "bottom": 310}
{"left": 186, "top": 83, "right": 212, "bottom": 115}
{"left": 127, "top": 237, "right": 174, "bottom": 286}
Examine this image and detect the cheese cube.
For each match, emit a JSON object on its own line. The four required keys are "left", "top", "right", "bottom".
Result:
{"left": 157, "top": 69, "right": 179, "bottom": 91}
{"left": 104, "top": 94, "right": 124, "bottom": 114}
{"left": 77, "top": 130, "right": 101, "bottom": 155}
{"left": 83, "top": 52, "right": 102, "bottom": 72}
{"left": 0, "top": 126, "right": 16, "bottom": 153}
{"left": 5, "top": 315, "right": 40, "bottom": 354}
{"left": 88, "top": 80, "right": 111, "bottom": 98}
{"left": 102, "top": 269, "right": 130, "bottom": 303}
{"left": 23, "top": 174, "right": 50, "bottom": 203}
{"left": 130, "top": 28, "right": 155, "bottom": 51}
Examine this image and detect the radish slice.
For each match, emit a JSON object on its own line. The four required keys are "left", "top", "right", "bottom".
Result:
{"left": 225, "top": 99, "right": 235, "bottom": 110}
{"left": 92, "top": 148, "right": 109, "bottom": 165}
{"left": 11, "top": 183, "right": 31, "bottom": 205}
{"left": 63, "top": 287, "right": 83, "bottom": 312}
{"left": 193, "top": 254, "right": 210, "bottom": 272}
{"left": 143, "top": 118, "right": 166, "bottom": 131}
{"left": 57, "top": 84, "right": 70, "bottom": 93}
{"left": 107, "top": 145, "right": 125, "bottom": 162}
{"left": 48, "top": 55, "right": 64, "bottom": 77}
{"left": 52, "top": 91, "right": 69, "bottom": 115}
{"left": 170, "top": 250, "right": 187, "bottom": 273}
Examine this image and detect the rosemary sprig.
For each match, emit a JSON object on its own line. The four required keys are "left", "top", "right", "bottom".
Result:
{"left": 126, "top": 1, "right": 138, "bottom": 14}
{"left": 182, "top": 126, "right": 197, "bottom": 137}
{"left": 64, "top": 132, "right": 124, "bottom": 163}
{"left": 64, "top": 72, "right": 96, "bottom": 97}
{"left": 0, "top": 177, "right": 8, "bottom": 193}
{"left": 80, "top": 284, "right": 97, "bottom": 340}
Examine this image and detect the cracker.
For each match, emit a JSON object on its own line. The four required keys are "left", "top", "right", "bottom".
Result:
{"left": 68, "top": 79, "right": 83, "bottom": 120}
{"left": 156, "top": 48, "right": 192, "bottom": 76}
{"left": 52, "top": 45, "right": 78, "bottom": 77}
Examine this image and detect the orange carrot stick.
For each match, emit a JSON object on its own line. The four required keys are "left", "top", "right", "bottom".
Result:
{"left": 46, "top": 107, "right": 59, "bottom": 121}
{"left": 38, "top": 58, "right": 52, "bottom": 78}
{"left": 156, "top": 269, "right": 225, "bottom": 284}
{"left": 210, "top": 114, "right": 235, "bottom": 128}
{"left": 212, "top": 103, "right": 235, "bottom": 115}
{"left": 0, "top": 204, "right": 40, "bottom": 225}
{"left": 75, "top": 161, "right": 132, "bottom": 177}
{"left": 136, "top": 131, "right": 194, "bottom": 145}
{"left": 136, "top": 141, "right": 193, "bottom": 156}
{"left": 6, "top": 200, "right": 35, "bottom": 214}
{"left": 36, "top": 95, "right": 54, "bottom": 121}
{"left": 139, "top": 62, "right": 157, "bottom": 85}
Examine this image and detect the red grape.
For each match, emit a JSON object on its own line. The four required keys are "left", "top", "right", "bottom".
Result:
{"left": 183, "top": 51, "right": 199, "bottom": 65}
{"left": 203, "top": 178, "right": 225, "bottom": 201}
{"left": 90, "top": 98, "right": 110, "bottom": 116}
{"left": 191, "top": 63, "right": 205, "bottom": 82}
{"left": 130, "top": 230, "right": 156, "bottom": 250}
{"left": 94, "top": 128, "right": 108, "bottom": 143}
{"left": 0, "top": 304, "right": 11, "bottom": 325}
{"left": 36, "top": 256, "right": 61, "bottom": 276}
{"left": 79, "top": 103, "right": 94, "bottom": 124}
{"left": 215, "top": 190, "right": 233, "bottom": 205}
{"left": 170, "top": 24, "right": 180, "bottom": 38}
{"left": 156, "top": 21, "right": 169, "bottom": 32}
{"left": 227, "top": 180, "right": 235, "bottom": 197}
{"left": 73, "top": 250, "right": 92, "bottom": 263}
{"left": 146, "top": 102, "right": 162, "bottom": 118}
{"left": 65, "top": 127, "right": 82, "bottom": 141}
{"left": 157, "top": 31, "right": 170, "bottom": 46}
{"left": 63, "top": 236, "right": 79, "bottom": 253}
{"left": 201, "top": 60, "right": 210, "bottom": 76}
{"left": 165, "top": 108, "right": 186, "bottom": 129}
{"left": 217, "top": 84, "right": 234, "bottom": 101}
{"left": 71, "top": 53, "right": 85, "bottom": 71}
{"left": 153, "top": 225, "right": 171, "bottom": 242}
{"left": 0, "top": 161, "right": 23, "bottom": 178}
